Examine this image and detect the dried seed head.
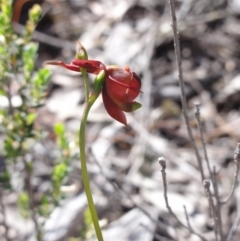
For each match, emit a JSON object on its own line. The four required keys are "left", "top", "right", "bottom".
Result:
{"left": 158, "top": 157, "right": 166, "bottom": 168}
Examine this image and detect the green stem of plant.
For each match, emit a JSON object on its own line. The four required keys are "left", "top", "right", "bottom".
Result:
{"left": 79, "top": 93, "right": 104, "bottom": 241}
{"left": 81, "top": 68, "right": 90, "bottom": 102}
{"left": 79, "top": 66, "right": 103, "bottom": 240}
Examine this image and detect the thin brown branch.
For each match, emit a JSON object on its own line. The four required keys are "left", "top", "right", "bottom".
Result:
{"left": 159, "top": 157, "right": 208, "bottom": 241}
{"left": 227, "top": 192, "right": 240, "bottom": 241}
{"left": 227, "top": 143, "right": 240, "bottom": 241}
{"left": 168, "top": 0, "right": 205, "bottom": 182}
{"left": 194, "top": 103, "right": 212, "bottom": 177}
{"left": 221, "top": 143, "right": 240, "bottom": 205}
{"left": 203, "top": 179, "right": 218, "bottom": 241}
{"left": 195, "top": 104, "right": 225, "bottom": 240}
{"left": 227, "top": 209, "right": 240, "bottom": 241}
{"left": 212, "top": 167, "right": 223, "bottom": 240}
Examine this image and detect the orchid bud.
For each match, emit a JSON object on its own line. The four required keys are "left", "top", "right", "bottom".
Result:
{"left": 75, "top": 41, "right": 88, "bottom": 60}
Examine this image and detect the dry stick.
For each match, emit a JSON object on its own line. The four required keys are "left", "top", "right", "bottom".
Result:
{"left": 227, "top": 143, "right": 240, "bottom": 241}
{"left": 227, "top": 205, "right": 240, "bottom": 241}
{"left": 212, "top": 167, "right": 223, "bottom": 240}
{"left": 159, "top": 157, "right": 208, "bottom": 241}
{"left": 221, "top": 143, "right": 240, "bottom": 205}
{"left": 195, "top": 103, "right": 223, "bottom": 240}
{"left": 168, "top": 0, "right": 205, "bottom": 182}
{"left": 203, "top": 179, "right": 219, "bottom": 241}
{"left": 194, "top": 103, "right": 212, "bottom": 177}
{"left": 169, "top": 3, "right": 238, "bottom": 241}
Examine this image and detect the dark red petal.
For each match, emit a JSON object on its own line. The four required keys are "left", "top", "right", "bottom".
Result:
{"left": 107, "top": 74, "right": 140, "bottom": 102}
{"left": 102, "top": 86, "right": 127, "bottom": 125}
{"left": 105, "top": 69, "right": 141, "bottom": 110}
{"left": 72, "top": 59, "right": 105, "bottom": 74}
{"left": 131, "top": 72, "right": 141, "bottom": 89}
{"left": 123, "top": 67, "right": 141, "bottom": 91}
{"left": 44, "top": 60, "right": 80, "bottom": 72}
{"left": 107, "top": 67, "right": 141, "bottom": 92}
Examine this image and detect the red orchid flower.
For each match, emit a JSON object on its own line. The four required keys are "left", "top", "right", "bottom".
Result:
{"left": 46, "top": 59, "right": 142, "bottom": 125}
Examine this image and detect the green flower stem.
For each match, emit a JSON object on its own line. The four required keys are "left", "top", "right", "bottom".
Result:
{"left": 79, "top": 93, "right": 104, "bottom": 241}
{"left": 81, "top": 68, "right": 90, "bottom": 102}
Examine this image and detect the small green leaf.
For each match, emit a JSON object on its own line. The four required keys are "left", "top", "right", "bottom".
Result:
{"left": 52, "top": 162, "right": 67, "bottom": 183}
{"left": 131, "top": 101, "right": 142, "bottom": 111}
{"left": 27, "top": 113, "right": 37, "bottom": 125}
{"left": 18, "top": 192, "right": 30, "bottom": 218}
{"left": 54, "top": 123, "right": 65, "bottom": 137}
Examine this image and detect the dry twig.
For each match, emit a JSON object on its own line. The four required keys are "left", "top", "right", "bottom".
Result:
{"left": 203, "top": 179, "right": 218, "bottom": 241}
{"left": 195, "top": 103, "right": 224, "bottom": 240}
{"left": 159, "top": 157, "right": 208, "bottom": 241}
{"left": 168, "top": 2, "right": 240, "bottom": 241}
{"left": 168, "top": 0, "right": 205, "bottom": 182}
{"left": 194, "top": 103, "right": 212, "bottom": 177}
{"left": 227, "top": 143, "right": 240, "bottom": 241}
{"left": 212, "top": 167, "right": 223, "bottom": 240}
{"left": 221, "top": 143, "right": 240, "bottom": 205}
